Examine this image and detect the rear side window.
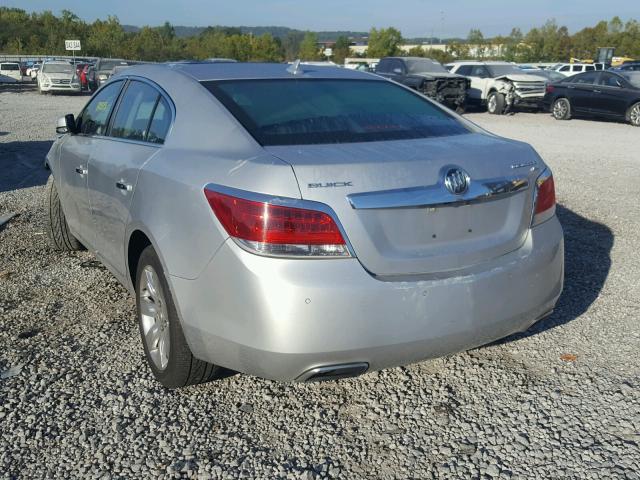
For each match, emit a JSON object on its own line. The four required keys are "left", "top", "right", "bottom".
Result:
{"left": 110, "top": 81, "right": 159, "bottom": 141}
{"left": 573, "top": 72, "right": 598, "bottom": 84}
{"left": 202, "top": 79, "right": 469, "bottom": 146}
{"left": 1, "top": 63, "right": 19, "bottom": 71}
{"left": 147, "top": 97, "right": 171, "bottom": 144}
{"left": 78, "top": 81, "right": 123, "bottom": 136}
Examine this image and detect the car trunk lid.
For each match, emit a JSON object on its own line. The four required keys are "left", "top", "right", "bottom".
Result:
{"left": 267, "top": 132, "right": 542, "bottom": 276}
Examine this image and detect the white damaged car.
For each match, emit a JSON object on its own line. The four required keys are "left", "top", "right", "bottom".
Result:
{"left": 38, "top": 61, "right": 81, "bottom": 94}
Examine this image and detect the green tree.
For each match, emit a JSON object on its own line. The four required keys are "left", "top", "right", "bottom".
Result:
{"left": 332, "top": 35, "right": 351, "bottom": 64}
{"left": 366, "top": 27, "right": 402, "bottom": 57}
{"left": 298, "top": 31, "right": 320, "bottom": 60}
{"left": 467, "top": 29, "right": 485, "bottom": 58}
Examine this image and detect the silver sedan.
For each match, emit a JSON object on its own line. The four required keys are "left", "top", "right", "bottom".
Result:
{"left": 44, "top": 62, "right": 564, "bottom": 388}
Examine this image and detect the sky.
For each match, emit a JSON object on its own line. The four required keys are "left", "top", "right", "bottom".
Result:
{"left": 3, "top": 0, "right": 637, "bottom": 38}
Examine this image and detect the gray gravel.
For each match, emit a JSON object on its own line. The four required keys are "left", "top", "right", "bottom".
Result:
{"left": 1, "top": 91, "right": 639, "bottom": 479}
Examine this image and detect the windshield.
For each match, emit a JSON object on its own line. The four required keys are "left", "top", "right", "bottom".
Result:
{"left": 487, "top": 64, "right": 525, "bottom": 76}
{"left": 202, "top": 79, "right": 468, "bottom": 146}
{"left": 620, "top": 72, "right": 640, "bottom": 88}
{"left": 42, "top": 63, "right": 74, "bottom": 74}
{"left": 2, "top": 64, "right": 20, "bottom": 71}
{"left": 407, "top": 59, "right": 448, "bottom": 74}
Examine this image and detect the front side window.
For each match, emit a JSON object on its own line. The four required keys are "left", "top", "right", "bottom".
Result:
{"left": 559, "top": 65, "right": 570, "bottom": 72}
{"left": 110, "top": 81, "right": 159, "bottom": 141}
{"left": 375, "top": 59, "right": 391, "bottom": 73}
{"left": 202, "top": 79, "right": 469, "bottom": 146}
{"left": 78, "top": 80, "right": 123, "bottom": 136}
{"left": 455, "top": 65, "right": 473, "bottom": 76}
{"left": 599, "top": 73, "right": 623, "bottom": 87}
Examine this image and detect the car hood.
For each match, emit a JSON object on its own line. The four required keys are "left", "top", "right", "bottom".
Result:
{"left": 496, "top": 73, "right": 547, "bottom": 82}
{"left": 411, "top": 72, "right": 466, "bottom": 80}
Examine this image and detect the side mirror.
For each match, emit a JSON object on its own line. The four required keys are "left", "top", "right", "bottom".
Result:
{"left": 56, "top": 114, "right": 77, "bottom": 134}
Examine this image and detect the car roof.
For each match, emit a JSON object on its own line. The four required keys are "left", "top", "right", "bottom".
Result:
{"left": 124, "top": 62, "right": 379, "bottom": 82}
{"left": 450, "top": 61, "right": 514, "bottom": 65}
{"left": 43, "top": 61, "right": 72, "bottom": 65}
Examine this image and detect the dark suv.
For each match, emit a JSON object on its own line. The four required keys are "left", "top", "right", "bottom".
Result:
{"left": 375, "top": 57, "right": 470, "bottom": 112}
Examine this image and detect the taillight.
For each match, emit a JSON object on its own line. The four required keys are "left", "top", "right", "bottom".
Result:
{"left": 204, "top": 189, "right": 350, "bottom": 257}
{"left": 545, "top": 84, "right": 555, "bottom": 93}
{"left": 532, "top": 169, "right": 556, "bottom": 226}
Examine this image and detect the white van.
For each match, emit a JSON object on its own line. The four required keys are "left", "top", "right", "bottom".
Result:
{"left": 0, "top": 62, "right": 23, "bottom": 82}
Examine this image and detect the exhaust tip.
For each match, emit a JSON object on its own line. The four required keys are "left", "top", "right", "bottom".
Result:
{"left": 297, "top": 362, "right": 369, "bottom": 382}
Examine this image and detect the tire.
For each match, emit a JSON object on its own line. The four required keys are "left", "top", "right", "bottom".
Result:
{"left": 487, "top": 92, "right": 505, "bottom": 115}
{"left": 552, "top": 98, "right": 571, "bottom": 120}
{"left": 135, "top": 245, "right": 224, "bottom": 388}
{"left": 627, "top": 102, "right": 640, "bottom": 127}
{"left": 44, "top": 175, "right": 83, "bottom": 251}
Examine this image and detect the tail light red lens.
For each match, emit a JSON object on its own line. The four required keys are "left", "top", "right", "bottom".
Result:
{"left": 545, "top": 84, "right": 555, "bottom": 94}
{"left": 532, "top": 169, "right": 556, "bottom": 226}
{"left": 204, "top": 189, "right": 350, "bottom": 257}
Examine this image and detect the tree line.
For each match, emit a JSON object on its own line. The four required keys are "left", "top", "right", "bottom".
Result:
{"left": 1, "top": 8, "right": 639, "bottom": 65}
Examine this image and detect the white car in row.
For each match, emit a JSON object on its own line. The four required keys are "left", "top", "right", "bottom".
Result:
{"left": 0, "top": 62, "right": 24, "bottom": 83}
{"left": 37, "top": 61, "right": 81, "bottom": 94}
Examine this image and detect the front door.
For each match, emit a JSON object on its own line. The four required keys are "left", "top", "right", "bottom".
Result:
{"left": 88, "top": 80, "right": 171, "bottom": 276}
{"left": 57, "top": 80, "right": 125, "bottom": 245}
{"left": 592, "top": 73, "right": 629, "bottom": 117}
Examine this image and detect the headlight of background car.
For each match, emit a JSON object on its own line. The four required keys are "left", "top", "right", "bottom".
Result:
{"left": 98, "top": 74, "right": 108, "bottom": 81}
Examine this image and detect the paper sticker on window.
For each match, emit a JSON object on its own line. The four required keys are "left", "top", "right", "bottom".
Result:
{"left": 96, "top": 101, "right": 109, "bottom": 112}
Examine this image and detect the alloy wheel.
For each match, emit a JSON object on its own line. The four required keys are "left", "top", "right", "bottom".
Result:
{"left": 488, "top": 95, "right": 497, "bottom": 113}
{"left": 630, "top": 104, "right": 640, "bottom": 126}
{"left": 553, "top": 99, "right": 569, "bottom": 119}
{"left": 138, "top": 265, "right": 170, "bottom": 370}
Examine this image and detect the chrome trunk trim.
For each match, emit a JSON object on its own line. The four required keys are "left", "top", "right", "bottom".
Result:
{"left": 347, "top": 175, "right": 529, "bottom": 210}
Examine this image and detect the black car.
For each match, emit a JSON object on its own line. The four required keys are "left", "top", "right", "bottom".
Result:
{"left": 375, "top": 57, "right": 470, "bottom": 112}
{"left": 543, "top": 70, "right": 640, "bottom": 126}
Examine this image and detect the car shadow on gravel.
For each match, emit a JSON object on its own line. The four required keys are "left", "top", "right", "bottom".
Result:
{"left": 0, "top": 141, "right": 52, "bottom": 193}
{"left": 497, "top": 204, "right": 613, "bottom": 344}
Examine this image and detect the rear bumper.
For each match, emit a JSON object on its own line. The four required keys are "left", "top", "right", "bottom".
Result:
{"left": 171, "top": 216, "right": 564, "bottom": 381}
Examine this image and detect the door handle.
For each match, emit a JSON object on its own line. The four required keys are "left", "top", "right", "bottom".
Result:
{"left": 75, "top": 166, "right": 87, "bottom": 175}
{"left": 593, "top": 89, "right": 602, "bottom": 94}
{"left": 115, "top": 181, "right": 132, "bottom": 191}
{"left": 567, "top": 85, "right": 575, "bottom": 89}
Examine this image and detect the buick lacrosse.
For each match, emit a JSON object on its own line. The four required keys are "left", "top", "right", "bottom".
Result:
{"left": 44, "top": 62, "right": 563, "bottom": 387}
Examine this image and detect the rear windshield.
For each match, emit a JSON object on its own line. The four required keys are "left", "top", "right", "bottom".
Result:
{"left": 202, "top": 79, "right": 468, "bottom": 146}
{"left": 1, "top": 63, "right": 20, "bottom": 71}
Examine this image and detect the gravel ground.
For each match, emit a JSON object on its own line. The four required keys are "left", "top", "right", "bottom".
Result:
{"left": 1, "top": 91, "right": 639, "bottom": 479}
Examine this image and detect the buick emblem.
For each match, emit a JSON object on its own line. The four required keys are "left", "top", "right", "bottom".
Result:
{"left": 444, "top": 168, "right": 470, "bottom": 195}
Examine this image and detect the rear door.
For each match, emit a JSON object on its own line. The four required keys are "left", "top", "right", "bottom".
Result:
{"left": 57, "top": 80, "right": 124, "bottom": 245}
{"left": 592, "top": 72, "right": 629, "bottom": 117}
{"left": 87, "top": 79, "right": 172, "bottom": 276}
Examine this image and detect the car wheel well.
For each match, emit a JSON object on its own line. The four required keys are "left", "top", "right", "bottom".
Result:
{"left": 128, "top": 230, "right": 152, "bottom": 289}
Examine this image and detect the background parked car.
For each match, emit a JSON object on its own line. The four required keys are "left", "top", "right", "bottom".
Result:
{"left": 551, "top": 63, "right": 597, "bottom": 77}
{"left": 0, "top": 62, "right": 24, "bottom": 82}
{"left": 612, "top": 62, "right": 640, "bottom": 72}
{"left": 447, "top": 61, "right": 547, "bottom": 114}
{"left": 94, "top": 58, "right": 134, "bottom": 86}
{"left": 543, "top": 70, "right": 640, "bottom": 126}
{"left": 375, "top": 57, "right": 470, "bottom": 112}
{"left": 38, "top": 61, "right": 81, "bottom": 94}
{"left": 26, "top": 62, "right": 41, "bottom": 79}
